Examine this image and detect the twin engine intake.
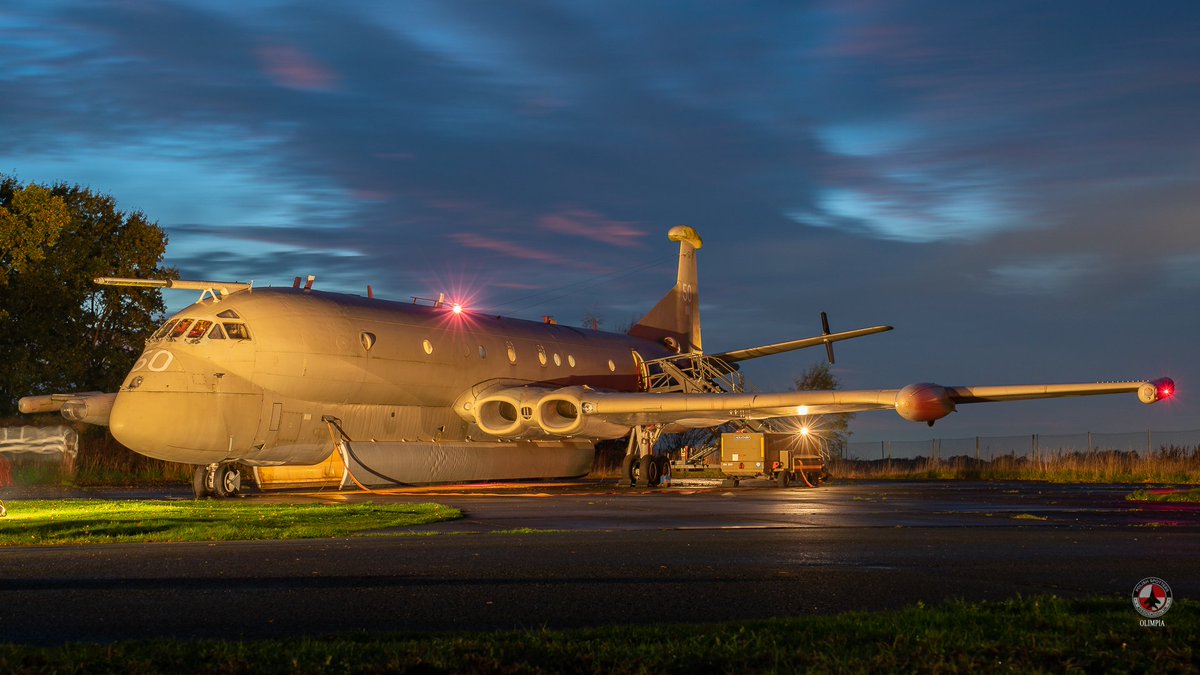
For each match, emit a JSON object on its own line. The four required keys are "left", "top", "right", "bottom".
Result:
{"left": 466, "top": 385, "right": 628, "bottom": 440}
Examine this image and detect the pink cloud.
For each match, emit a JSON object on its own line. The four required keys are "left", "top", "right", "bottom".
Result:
{"left": 450, "top": 232, "right": 606, "bottom": 273}
{"left": 537, "top": 209, "right": 646, "bottom": 248}
{"left": 256, "top": 44, "right": 337, "bottom": 91}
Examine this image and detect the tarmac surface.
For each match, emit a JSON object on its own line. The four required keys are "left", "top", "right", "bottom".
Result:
{"left": 0, "top": 479, "right": 1197, "bottom": 645}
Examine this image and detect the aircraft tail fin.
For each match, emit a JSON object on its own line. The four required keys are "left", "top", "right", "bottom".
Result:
{"left": 628, "top": 226, "right": 703, "bottom": 353}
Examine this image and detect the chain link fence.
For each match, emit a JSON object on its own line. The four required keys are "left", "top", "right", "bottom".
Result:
{"left": 846, "top": 428, "right": 1200, "bottom": 461}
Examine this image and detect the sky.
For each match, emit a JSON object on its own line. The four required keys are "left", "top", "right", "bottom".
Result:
{"left": 2, "top": 0, "right": 1198, "bottom": 443}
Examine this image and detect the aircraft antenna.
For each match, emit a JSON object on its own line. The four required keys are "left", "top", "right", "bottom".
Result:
{"left": 821, "top": 312, "right": 835, "bottom": 364}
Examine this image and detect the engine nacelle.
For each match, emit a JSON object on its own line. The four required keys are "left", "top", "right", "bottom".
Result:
{"left": 18, "top": 391, "right": 105, "bottom": 415}
{"left": 473, "top": 386, "right": 558, "bottom": 438}
{"left": 535, "top": 387, "right": 630, "bottom": 439}
{"left": 60, "top": 392, "right": 117, "bottom": 426}
{"left": 894, "top": 383, "right": 956, "bottom": 423}
{"left": 1138, "top": 377, "right": 1175, "bottom": 404}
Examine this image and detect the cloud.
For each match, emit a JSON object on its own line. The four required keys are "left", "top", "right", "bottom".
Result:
{"left": 987, "top": 255, "right": 1103, "bottom": 296}
{"left": 537, "top": 209, "right": 646, "bottom": 248}
{"left": 255, "top": 44, "right": 338, "bottom": 91}
{"left": 449, "top": 232, "right": 605, "bottom": 274}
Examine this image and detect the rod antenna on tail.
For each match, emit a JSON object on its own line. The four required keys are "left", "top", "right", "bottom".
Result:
{"left": 627, "top": 226, "right": 704, "bottom": 353}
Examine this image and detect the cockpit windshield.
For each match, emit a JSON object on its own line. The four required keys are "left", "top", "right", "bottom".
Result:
{"left": 152, "top": 319, "right": 179, "bottom": 340}
{"left": 152, "top": 316, "right": 251, "bottom": 342}
{"left": 186, "top": 320, "right": 212, "bottom": 339}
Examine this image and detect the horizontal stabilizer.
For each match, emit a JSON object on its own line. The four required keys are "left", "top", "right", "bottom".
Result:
{"left": 95, "top": 277, "right": 252, "bottom": 298}
{"left": 714, "top": 325, "right": 893, "bottom": 363}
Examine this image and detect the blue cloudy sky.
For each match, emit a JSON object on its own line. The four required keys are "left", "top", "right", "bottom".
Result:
{"left": 3, "top": 1, "right": 1197, "bottom": 442}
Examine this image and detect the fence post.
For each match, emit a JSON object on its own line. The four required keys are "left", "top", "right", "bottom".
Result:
{"left": 1087, "top": 431, "right": 1092, "bottom": 453}
{"left": 1147, "top": 429, "right": 1152, "bottom": 454}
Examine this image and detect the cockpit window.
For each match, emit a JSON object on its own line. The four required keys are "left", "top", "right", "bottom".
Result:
{"left": 208, "top": 324, "right": 226, "bottom": 340}
{"left": 169, "top": 320, "right": 193, "bottom": 339}
{"left": 217, "top": 309, "right": 240, "bottom": 319}
{"left": 224, "top": 323, "right": 251, "bottom": 340}
{"left": 152, "top": 319, "right": 179, "bottom": 340}
{"left": 186, "top": 320, "right": 212, "bottom": 339}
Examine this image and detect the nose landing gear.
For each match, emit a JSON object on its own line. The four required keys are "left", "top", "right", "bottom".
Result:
{"left": 192, "top": 463, "right": 242, "bottom": 499}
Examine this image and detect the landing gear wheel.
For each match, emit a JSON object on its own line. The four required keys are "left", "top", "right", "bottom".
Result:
{"left": 620, "top": 453, "right": 639, "bottom": 486}
{"left": 656, "top": 456, "right": 671, "bottom": 486}
{"left": 639, "top": 455, "right": 662, "bottom": 487}
{"left": 192, "top": 465, "right": 213, "bottom": 499}
{"left": 776, "top": 470, "right": 791, "bottom": 488}
{"left": 213, "top": 464, "right": 242, "bottom": 498}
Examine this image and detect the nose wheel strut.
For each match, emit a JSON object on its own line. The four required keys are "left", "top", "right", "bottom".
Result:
{"left": 193, "top": 463, "right": 242, "bottom": 499}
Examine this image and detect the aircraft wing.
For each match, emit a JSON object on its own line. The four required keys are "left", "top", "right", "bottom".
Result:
{"left": 712, "top": 325, "right": 893, "bottom": 363}
{"left": 532, "top": 378, "right": 1175, "bottom": 433}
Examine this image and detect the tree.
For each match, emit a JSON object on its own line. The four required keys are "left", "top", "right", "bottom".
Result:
{"left": 0, "top": 175, "right": 176, "bottom": 414}
{"left": 793, "top": 361, "right": 854, "bottom": 458}
{"left": 0, "top": 181, "right": 70, "bottom": 287}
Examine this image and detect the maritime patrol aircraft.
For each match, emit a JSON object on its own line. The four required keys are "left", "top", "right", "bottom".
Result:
{"left": 19, "top": 226, "right": 1174, "bottom": 497}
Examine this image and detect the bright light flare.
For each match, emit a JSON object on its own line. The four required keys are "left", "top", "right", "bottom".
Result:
{"left": 799, "top": 426, "right": 810, "bottom": 437}
{"left": 451, "top": 303, "right": 463, "bottom": 314}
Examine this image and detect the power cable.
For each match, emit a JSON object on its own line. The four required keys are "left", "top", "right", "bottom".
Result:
{"left": 322, "top": 416, "right": 414, "bottom": 489}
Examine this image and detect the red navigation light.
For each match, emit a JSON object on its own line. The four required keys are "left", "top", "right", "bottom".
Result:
{"left": 1158, "top": 381, "right": 1175, "bottom": 399}
{"left": 451, "top": 303, "right": 463, "bottom": 314}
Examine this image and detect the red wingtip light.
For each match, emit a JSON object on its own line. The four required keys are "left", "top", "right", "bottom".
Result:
{"left": 451, "top": 303, "right": 463, "bottom": 314}
{"left": 1140, "top": 377, "right": 1176, "bottom": 404}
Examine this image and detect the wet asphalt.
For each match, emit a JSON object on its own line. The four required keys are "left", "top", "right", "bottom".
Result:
{"left": 0, "top": 480, "right": 1196, "bottom": 645}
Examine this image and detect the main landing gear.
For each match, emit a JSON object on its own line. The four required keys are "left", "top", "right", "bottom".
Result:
{"left": 618, "top": 425, "right": 670, "bottom": 488}
{"left": 193, "top": 462, "right": 242, "bottom": 499}
{"left": 619, "top": 452, "right": 672, "bottom": 487}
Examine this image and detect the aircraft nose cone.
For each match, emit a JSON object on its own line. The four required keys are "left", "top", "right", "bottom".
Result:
{"left": 110, "top": 390, "right": 227, "bottom": 465}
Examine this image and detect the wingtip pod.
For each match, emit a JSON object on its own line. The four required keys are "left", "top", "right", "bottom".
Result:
{"left": 1138, "top": 377, "right": 1175, "bottom": 404}
{"left": 894, "top": 383, "right": 956, "bottom": 423}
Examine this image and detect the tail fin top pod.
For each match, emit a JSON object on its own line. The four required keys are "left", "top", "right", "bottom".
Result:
{"left": 629, "top": 226, "right": 703, "bottom": 354}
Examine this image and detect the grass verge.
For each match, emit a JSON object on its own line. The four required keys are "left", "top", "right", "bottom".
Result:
{"left": 0, "top": 500, "right": 460, "bottom": 546}
{"left": 0, "top": 596, "right": 1192, "bottom": 673}
{"left": 832, "top": 448, "right": 1200, "bottom": 484}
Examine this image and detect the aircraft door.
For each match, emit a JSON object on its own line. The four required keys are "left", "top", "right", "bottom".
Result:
{"left": 632, "top": 350, "right": 648, "bottom": 392}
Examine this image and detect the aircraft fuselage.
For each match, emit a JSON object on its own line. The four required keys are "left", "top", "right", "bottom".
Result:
{"left": 109, "top": 288, "right": 672, "bottom": 472}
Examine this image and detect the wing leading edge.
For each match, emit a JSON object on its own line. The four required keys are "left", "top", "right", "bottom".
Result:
{"left": 531, "top": 378, "right": 1175, "bottom": 433}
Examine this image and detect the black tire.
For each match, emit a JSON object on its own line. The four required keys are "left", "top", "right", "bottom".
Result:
{"left": 213, "top": 464, "right": 241, "bottom": 498}
{"left": 192, "top": 465, "right": 211, "bottom": 499}
{"left": 656, "top": 456, "right": 671, "bottom": 485}
{"left": 639, "top": 455, "right": 661, "bottom": 487}
{"left": 776, "top": 470, "right": 791, "bottom": 488}
{"left": 620, "top": 453, "right": 639, "bottom": 485}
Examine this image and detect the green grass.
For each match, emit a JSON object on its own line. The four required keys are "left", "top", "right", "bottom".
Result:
{"left": 0, "top": 596, "right": 1192, "bottom": 673}
{"left": 1126, "top": 488, "right": 1200, "bottom": 503}
{"left": 0, "top": 500, "right": 461, "bottom": 546}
